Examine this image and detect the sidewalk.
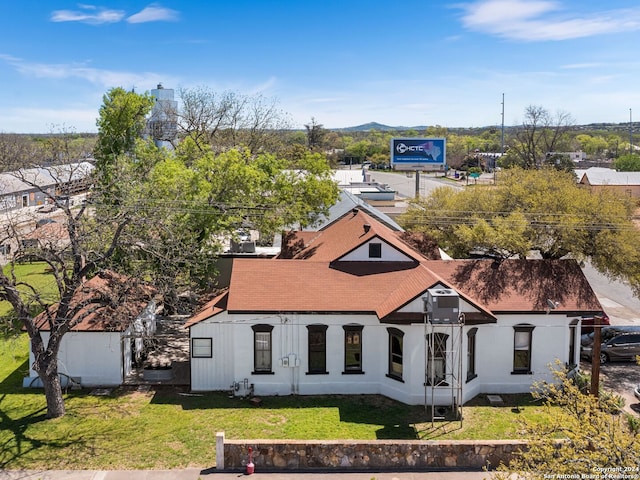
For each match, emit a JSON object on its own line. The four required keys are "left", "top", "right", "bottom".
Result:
{"left": 0, "top": 469, "right": 491, "bottom": 480}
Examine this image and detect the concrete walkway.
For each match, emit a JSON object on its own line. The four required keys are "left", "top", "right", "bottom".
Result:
{"left": 0, "top": 469, "right": 491, "bottom": 480}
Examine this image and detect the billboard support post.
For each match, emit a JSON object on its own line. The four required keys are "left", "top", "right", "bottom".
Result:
{"left": 415, "top": 171, "right": 420, "bottom": 198}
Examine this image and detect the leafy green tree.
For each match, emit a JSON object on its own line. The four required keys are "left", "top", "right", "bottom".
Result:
{"left": 93, "top": 87, "right": 154, "bottom": 191}
{"left": 613, "top": 153, "right": 640, "bottom": 171}
{"left": 399, "top": 167, "right": 640, "bottom": 296}
{"left": 491, "top": 365, "right": 640, "bottom": 479}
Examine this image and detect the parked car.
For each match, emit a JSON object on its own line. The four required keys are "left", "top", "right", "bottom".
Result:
{"left": 580, "top": 312, "right": 610, "bottom": 334}
{"left": 36, "top": 204, "right": 56, "bottom": 213}
{"left": 581, "top": 326, "right": 640, "bottom": 364}
{"left": 635, "top": 384, "right": 640, "bottom": 402}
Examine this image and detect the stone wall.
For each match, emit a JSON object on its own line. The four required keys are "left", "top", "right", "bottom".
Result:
{"left": 218, "top": 434, "right": 526, "bottom": 472}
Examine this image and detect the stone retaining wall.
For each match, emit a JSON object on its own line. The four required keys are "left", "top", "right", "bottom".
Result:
{"left": 217, "top": 433, "right": 525, "bottom": 472}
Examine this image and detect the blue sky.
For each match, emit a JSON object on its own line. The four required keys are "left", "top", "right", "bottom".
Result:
{"left": 1, "top": 0, "right": 640, "bottom": 133}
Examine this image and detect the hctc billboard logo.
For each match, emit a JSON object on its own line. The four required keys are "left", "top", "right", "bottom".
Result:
{"left": 391, "top": 138, "right": 446, "bottom": 169}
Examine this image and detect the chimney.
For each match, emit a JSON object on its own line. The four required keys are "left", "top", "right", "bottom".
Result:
{"left": 363, "top": 224, "right": 371, "bottom": 233}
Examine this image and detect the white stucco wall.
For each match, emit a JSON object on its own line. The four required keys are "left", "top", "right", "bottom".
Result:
{"left": 29, "top": 331, "right": 124, "bottom": 387}
{"left": 189, "top": 311, "right": 579, "bottom": 405}
{"left": 339, "top": 239, "right": 414, "bottom": 262}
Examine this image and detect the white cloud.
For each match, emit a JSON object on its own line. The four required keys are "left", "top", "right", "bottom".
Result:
{"left": 127, "top": 4, "right": 180, "bottom": 23}
{"left": 0, "top": 107, "right": 99, "bottom": 133}
{"left": 0, "top": 55, "right": 177, "bottom": 91}
{"left": 50, "top": 5, "right": 125, "bottom": 24}
{"left": 457, "top": 0, "right": 640, "bottom": 41}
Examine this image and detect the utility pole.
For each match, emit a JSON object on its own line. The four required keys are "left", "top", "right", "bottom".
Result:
{"left": 497, "top": 93, "right": 504, "bottom": 184}
{"left": 590, "top": 315, "right": 601, "bottom": 398}
{"left": 630, "top": 108, "right": 634, "bottom": 154}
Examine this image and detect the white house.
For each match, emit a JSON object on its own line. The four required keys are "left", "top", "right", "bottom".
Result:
{"left": 25, "top": 271, "right": 157, "bottom": 388}
{"left": 186, "top": 209, "right": 603, "bottom": 409}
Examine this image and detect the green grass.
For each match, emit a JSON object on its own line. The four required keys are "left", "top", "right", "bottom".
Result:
{"left": 0, "top": 261, "right": 59, "bottom": 317}
{"left": 0, "top": 335, "right": 559, "bottom": 470}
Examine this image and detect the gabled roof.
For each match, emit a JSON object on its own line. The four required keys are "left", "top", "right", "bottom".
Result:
{"left": 187, "top": 213, "right": 603, "bottom": 327}
{"left": 279, "top": 209, "right": 435, "bottom": 263}
{"left": 579, "top": 167, "right": 640, "bottom": 186}
{"left": 34, "top": 270, "right": 156, "bottom": 332}
{"left": 308, "top": 189, "right": 402, "bottom": 232}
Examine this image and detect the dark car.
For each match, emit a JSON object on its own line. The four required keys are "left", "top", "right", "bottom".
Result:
{"left": 581, "top": 326, "right": 640, "bottom": 364}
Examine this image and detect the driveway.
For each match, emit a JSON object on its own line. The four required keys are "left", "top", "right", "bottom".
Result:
{"left": 582, "top": 360, "right": 640, "bottom": 415}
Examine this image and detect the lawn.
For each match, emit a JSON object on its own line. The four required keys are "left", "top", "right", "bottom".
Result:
{"left": 0, "top": 335, "right": 557, "bottom": 470}
{"left": 0, "top": 261, "right": 59, "bottom": 317}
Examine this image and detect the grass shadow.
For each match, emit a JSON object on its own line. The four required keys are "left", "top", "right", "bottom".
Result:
{"left": 0, "top": 360, "right": 30, "bottom": 395}
{"left": 149, "top": 390, "right": 425, "bottom": 440}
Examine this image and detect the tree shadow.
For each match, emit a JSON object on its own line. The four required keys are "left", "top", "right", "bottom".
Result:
{"left": 0, "top": 392, "right": 85, "bottom": 468}
{"left": 149, "top": 391, "right": 424, "bottom": 440}
{"left": 0, "top": 360, "right": 31, "bottom": 395}
{"left": 444, "top": 259, "right": 600, "bottom": 311}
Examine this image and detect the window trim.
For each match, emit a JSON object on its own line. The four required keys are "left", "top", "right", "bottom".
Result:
{"left": 191, "top": 337, "right": 212, "bottom": 358}
{"left": 568, "top": 320, "right": 579, "bottom": 368}
{"left": 252, "top": 324, "right": 274, "bottom": 374}
{"left": 306, "top": 324, "right": 328, "bottom": 375}
{"left": 343, "top": 325, "right": 364, "bottom": 374}
{"left": 386, "top": 327, "right": 404, "bottom": 382}
{"left": 512, "top": 325, "right": 535, "bottom": 375}
{"left": 466, "top": 327, "right": 478, "bottom": 383}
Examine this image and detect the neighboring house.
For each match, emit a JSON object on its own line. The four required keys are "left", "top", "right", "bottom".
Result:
{"left": 20, "top": 221, "right": 69, "bottom": 250}
{"left": 0, "top": 162, "right": 94, "bottom": 211}
{"left": 577, "top": 167, "right": 640, "bottom": 199}
{"left": 25, "top": 271, "right": 157, "bottom": 388}
{"left": 186, "top": 209, "right": 603, "bottom": 409}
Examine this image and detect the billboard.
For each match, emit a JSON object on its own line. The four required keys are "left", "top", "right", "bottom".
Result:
{"left": 391, "top": 138, "right": 446, "bottom": 171}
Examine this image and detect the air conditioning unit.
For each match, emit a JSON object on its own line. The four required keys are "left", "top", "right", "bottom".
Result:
{"left": 424, "top": 288, "right": 460, "bottom": 324}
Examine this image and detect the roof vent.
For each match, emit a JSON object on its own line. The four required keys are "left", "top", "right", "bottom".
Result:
{"left": 363, "top": 224, "right": 371, "bottom": 233}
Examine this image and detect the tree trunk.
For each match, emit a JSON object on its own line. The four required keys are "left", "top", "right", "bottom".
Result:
{"left": 41, "top": 369, "right": 66, "bottom": 418}
{"left": 37, "top": 356, "right": 66, "bottom": 418}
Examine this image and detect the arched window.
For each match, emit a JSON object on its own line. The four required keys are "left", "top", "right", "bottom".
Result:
{"left": 426, "top": 332, "right": 449, "bottom": 386}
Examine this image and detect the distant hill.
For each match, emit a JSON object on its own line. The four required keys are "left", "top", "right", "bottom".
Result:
{"left": 334, "top": 122, "right": 420, "bottom": 132}
{"left": 333, "top": 121, "right": 640, "bottom": 135}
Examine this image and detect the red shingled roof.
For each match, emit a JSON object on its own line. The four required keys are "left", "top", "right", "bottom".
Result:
{"left": 34, "top": 270, "right": 156, "bottom": 332}
{"left": 430, "top": 259, "right": 602, "bottom": 314}
{"left": 187, "top": 210, "right": 603, "bottom": 326}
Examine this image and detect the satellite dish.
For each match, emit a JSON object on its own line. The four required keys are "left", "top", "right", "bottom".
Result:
{"left": 547, "top": 299, "right": 559, "bottom": 310}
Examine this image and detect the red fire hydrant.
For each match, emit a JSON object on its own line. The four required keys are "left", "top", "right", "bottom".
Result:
{"left": 246, "top": 446, "right": 255, "bottom": 475}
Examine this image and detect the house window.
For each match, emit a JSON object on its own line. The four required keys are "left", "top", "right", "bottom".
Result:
{"left": 426, "top": 332, "right": 448, "bottom": 385}
{"left": 387, "top": 327, "right": 404, "bottom": 381}
{"left": 191, "top": 337, "right": 212, "bottom": 358}
{"left": 307, "top": 324, "right": 328, "bottom": 374}
{"left": 343, "top": 325, "right": 364, "bottom": 374}
{"left": 252, "top": 324, "right": 274, "bottom": 374}
{"left": 513, "top": 325, "right": 534, "bottom": 374}
{"left": 568, "top": 320, "right": 579, "bottom": 367}
{"left": 369, "top": 242, "right": 382, "bottom": 258}
{"left": 467, "top": 328, "right": 478, "bottom": 382}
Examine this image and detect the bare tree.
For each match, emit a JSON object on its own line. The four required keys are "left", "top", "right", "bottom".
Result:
{"left": 506, "top": 105, "right": 574, "bottom": 168}
{"left": 176, "top": 86, "right": 291, "bottom": 155}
